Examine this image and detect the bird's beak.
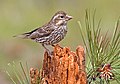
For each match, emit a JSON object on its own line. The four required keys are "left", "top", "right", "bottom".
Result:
{"left": 66, "top": 15, "right": 73, "bottom": 21}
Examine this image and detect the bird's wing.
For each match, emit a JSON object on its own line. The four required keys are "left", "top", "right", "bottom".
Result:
{"left": 26, "top": 24, "right": 55, "bottom": 39}
{"left": 29, "top": 29, "right": 49, "bottom": 39}
{"left": 14, "top": 23, "right": 55, "bottom": 39}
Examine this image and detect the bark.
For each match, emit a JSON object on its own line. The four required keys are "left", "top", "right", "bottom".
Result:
{"left": 40, "top": 44, "right": 87, "bottom": 84}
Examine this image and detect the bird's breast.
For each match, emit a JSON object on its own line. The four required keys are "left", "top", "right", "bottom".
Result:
{"left": 47, "top": 26, "right": 67, "bottom": 44}
{"left": 35, "top": 26, "right": 68, "bottom": 45}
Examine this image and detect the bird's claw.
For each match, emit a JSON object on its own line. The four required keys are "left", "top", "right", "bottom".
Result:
{"left": 47, "top": 50, "right": 54, "bottom": 57}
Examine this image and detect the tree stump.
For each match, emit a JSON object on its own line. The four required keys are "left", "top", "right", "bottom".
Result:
{"left": 40, "top": 44, "right": 87, "bottom": 84}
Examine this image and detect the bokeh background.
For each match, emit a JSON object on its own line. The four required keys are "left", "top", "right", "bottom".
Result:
{"left": 0, "top": 0, "right": 120, "bottom": 83}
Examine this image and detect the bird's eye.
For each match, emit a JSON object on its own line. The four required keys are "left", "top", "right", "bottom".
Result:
{"left": 60, "top": 16, "right": 64, "bottom": 18}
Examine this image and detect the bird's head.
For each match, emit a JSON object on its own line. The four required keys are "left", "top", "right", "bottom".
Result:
{"left": 51, "top": 11, "right": 73, "bottom": 26}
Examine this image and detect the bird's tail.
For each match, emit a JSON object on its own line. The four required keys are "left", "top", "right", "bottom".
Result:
{"left": 13, "top": 33, "right": 30, "bottom": 39}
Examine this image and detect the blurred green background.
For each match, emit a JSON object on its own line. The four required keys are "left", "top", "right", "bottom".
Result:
{"left": 0, "top": 0, "right": 120, "bottom": 83}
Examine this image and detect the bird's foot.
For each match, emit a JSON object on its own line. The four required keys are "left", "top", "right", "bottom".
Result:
{"left": 46, "top": 50, "right": 54, "bottom": 57}
{"left": 52, "top": 44, "right": 63, "bottom": 49}
{"left": 52, "top": 44, "right": 55, "bottom": 47}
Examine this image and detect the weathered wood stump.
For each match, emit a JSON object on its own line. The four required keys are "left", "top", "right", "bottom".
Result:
{"left": 40, "top": 44, "right": 87, "bottom": 84}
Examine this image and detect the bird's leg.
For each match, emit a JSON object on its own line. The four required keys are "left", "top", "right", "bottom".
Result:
{"left": 42, "top": 44, "right": 53, "bottom": 56}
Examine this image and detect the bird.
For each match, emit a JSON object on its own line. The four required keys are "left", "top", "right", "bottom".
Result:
{"left": 15, "top": 11, "right": 73, "bottom": 55}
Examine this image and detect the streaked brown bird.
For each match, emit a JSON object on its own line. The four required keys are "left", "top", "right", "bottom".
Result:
{"left": 15, "top": 11, "right": 73, "bottom": 55}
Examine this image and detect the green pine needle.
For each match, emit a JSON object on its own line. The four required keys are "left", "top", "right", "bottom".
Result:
{"left": 78, "top": 9, "right": 120, "bottom": 84}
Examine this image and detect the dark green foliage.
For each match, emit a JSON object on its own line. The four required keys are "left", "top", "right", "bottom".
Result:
{"left": 78, "top": 9, "right": 120, "bottom": 84}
